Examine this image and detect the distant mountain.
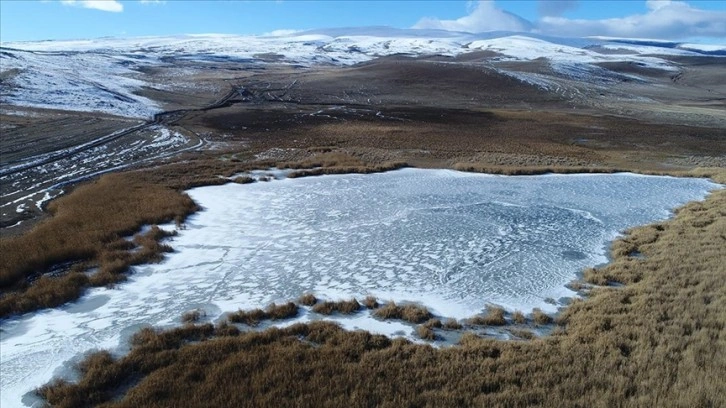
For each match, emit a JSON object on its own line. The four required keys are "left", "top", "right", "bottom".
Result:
{"left": 1, "top": 28, "right": 723, "bottom": 118}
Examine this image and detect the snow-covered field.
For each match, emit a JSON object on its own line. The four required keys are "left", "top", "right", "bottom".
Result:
{"left": 0, "top": 49, "right": 161, "bottom": 119}
{"left": 0, "top": 169, "right": 720, "bottom": 407}
{"left": 2, "top": 29, "right": 723, "bottom": 118}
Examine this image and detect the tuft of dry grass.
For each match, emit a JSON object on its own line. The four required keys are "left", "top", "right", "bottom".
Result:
{"left": 416, "top": 325, "right": 438, "bottom": 341}
{"left": 232, "top": 176, "right": 255, "bottom": 184}
{"left": 532, "top": 308, "right": 553, "bottom": 326}
{"left": 467, "top": 306, "right": 507, "bottom": 326}
{"left": 311, "top": 298, "right": 361, "bottom": 315}
{"left": 512, "top": 310, "right": 527, "bottom": 325}
{"left": 362, "top": 295, "right": 379, "bottom": 309}
{"left": 227, "top": 302, "right": 298, "bottom": 326}
{"left": 442, "top": 318, "right": 462, "bottom": 330}
{"left": 266, "top": 302, "right": 299, "bottom": 320}
{"left": 227, "top": 308, "right": 267, "bottom": 326}
{"left": 181, "top": 309, "right": 206, "bottom": 324}
{"left": 372, "top": 301, "right": 433, "bottom": 324}
{"left": 422, "top": 318, "right": 442, "bottom": 329}
{"left": 297, "top": 293, "right": 318, "bottom": 306}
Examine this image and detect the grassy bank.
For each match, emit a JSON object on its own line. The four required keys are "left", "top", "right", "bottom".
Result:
{"left": 34, "top": 168, "right": 726, "bottom": 407}
{"left": 0, "top": 172, "right": 199, "bottom": 318}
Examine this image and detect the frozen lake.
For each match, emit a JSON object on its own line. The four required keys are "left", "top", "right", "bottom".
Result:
{"left": 1, "top": 169, "right": 721, "bottom": 406}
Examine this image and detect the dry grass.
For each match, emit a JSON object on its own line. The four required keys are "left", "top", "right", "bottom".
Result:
{"left": 232, "top": 176, "right": 255, "bottom": 184}
{"left": 283, "top": 151, "right": 365, "bottom": 169}
{"left": 512, "top": 310, "right": 527, "bottom": 325}
{"left": 362, "top": 295, "right": 379, "bottom": 309}
{"left": 467, "top": 306, "right": 507, "bottom": 326}
{"left": 373, "top": 302, "right": 433, "bottom": 324}
{"left": 0, "top": 173, "right": 196, "bottom": 318}
{"left": 297, "top": 293, "right": 318, "bottom": 306}
{"left": 422, "top": 318, "right": 442, "bottom": 329}
{"left": 227, "top": 308, "right": 266, "bottom": 326}
{"left": 37, "top": 169, "right": 726, "bottom": 407}
{"left": 509, "top": 329, "right": 536, "bottom": 340}
{"left": 453, "top": 163, "right": 622, "bottom": 176}
{"left": 416, "top": 325, "right": 438, "bottom": 341}
{"left": 531, "top": 308, "right": 553, "bottom": 326}
{"left": 442, "top": 318, "right": 463, "bottom": 330}
{"left": 286, "top": 161, "right": 408, "bottom": 179}
{"left": 181, "top": 309, "right": 205, "bottom": 324}
{"left": 311, "top": 298, "right": 361, "bottom": 315}
{"left": 227, "top": 302, "right": 299, "bottom": 326}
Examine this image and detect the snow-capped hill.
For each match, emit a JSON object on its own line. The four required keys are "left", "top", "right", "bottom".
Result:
{"left": 1, "top": 29, "right": 722, "bottom": 118}
{"left": 292, "top": 26, "right": 468, "bottom": 39}
{"left": 1, "top": 47, "right": 160, "bottom": 119}
{"left": 319, "top": 36, "right": 464, "bottom": 59}
{"left": 468, "top": 35, "right": 595, "bottom": 61}
{"left": 467, "top": 35, "right": 682, "bottom": 71}
{"left": 677, "top": 43, "right": 726, "bottom": 56}
{"left": 588, "top": 36, "right": 726, "bottom": 56}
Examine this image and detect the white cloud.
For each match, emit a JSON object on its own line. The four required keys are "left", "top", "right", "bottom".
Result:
{"left": 413, "top": 0, "right": 726, "bottom": 40}
{"left": 60, "top": 0, "right": 123, "bottom": 12}
{"left": 537, "top": 1, "right": 726, "bottom": 39}
{"left": 646, "top": 0, "right": 673, "bottom": 11}
{"left": 413, "top": 0, "right": 533, "bottom": 33}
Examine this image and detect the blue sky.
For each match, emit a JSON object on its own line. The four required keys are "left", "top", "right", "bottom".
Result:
{"left": 1, "top": 1, "right": 725, "bottom": 43}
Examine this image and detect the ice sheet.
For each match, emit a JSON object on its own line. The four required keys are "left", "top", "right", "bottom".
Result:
{"left": 0, "top": 169, "right": 720, "bottom": 407}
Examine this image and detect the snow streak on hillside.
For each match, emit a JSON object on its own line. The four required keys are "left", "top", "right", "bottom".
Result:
{"left": 1, "top": 29, "right": 723, "bottom": 118}
{"left": 1, "top": 49, "right": 161, "bottom": 119}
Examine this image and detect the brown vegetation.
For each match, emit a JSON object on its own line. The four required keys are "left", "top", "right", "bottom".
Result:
{"left": 467, "top": 306, "right": 507, "bottom": 326}
{"left": 422, "top": 318, "right": 442, "bottom": 329}
{"left": 232, "top": 176, "right": 255, "bottom": 184}
{"left": 181, "top": 309, "right": 205, "bottom": 324}
{"left": 416, "top": 324, "right": 438, "bottom": 341}
{"left": 509, "top": 329, "right": 535, "bottom": 340}
{"left": 0, "top": 174, "right": 196, "bottom": 318}
{"left": 442, "top": 318, "right": 463, "bottom": 330}
{"left": 227, "top": 302, "right": 299, "bottom": 326}
{"left": 512, "top": 310, "right": 527, "bottom": 325}
{"left": 453, "top": 164, "right": 621, "bottom": 176}
{"left": 372, "top": 301, "right": 433, "bottom": 324}
{"left": 297, "top": 293, "right": 318, "bottom": 306}
{"left": 531, "top": 308, "right": 553, "bottom": 326}
{"left": 286, "top": 161, "right": 408, "bottom": 179}
{"left": 311, "top": 298, "right": 361, "bottom": 315}
{"left": 362, "top": 295, "right": 379, "bottom": 309}
{"left": 37, "top": 171, "right": 726, "bottom": 407}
